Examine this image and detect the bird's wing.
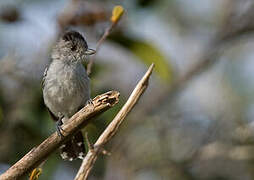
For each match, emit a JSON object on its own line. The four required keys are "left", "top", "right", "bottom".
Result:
{"left": 41, "top": 66, "right": 48, "bottom": 90}
{"left": 46, "top": 106, "right": 58, "bottom": 121}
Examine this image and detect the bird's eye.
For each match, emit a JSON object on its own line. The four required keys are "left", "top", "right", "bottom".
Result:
{"left": 71, "top": 45, "right": 76, "bottom": 51}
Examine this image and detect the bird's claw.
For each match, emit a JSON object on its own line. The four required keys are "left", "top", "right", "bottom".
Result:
{"left": 86, "top": 98, "right": 93, "bottom": 106}
{"left": 86, "top": 98, "right": 94, "bottom": 111}
{"left": 56, "top": 117, "right": 64, "bottom": 138}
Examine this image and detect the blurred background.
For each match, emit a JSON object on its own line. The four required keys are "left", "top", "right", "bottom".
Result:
{"left": 1, "top": 0, "right": 254, "bottom": 179}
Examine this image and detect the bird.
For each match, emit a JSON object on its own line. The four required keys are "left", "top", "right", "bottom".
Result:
{"left": 42, "top": 30, "right": 95, "bottom": 161}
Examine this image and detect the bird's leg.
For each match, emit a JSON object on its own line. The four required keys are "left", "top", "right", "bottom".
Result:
{"left": 56, "top": 114, "right": 64, "bottom": 138}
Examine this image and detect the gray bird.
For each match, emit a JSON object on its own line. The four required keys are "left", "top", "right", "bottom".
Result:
{"left": 42, "top": 31, "right": 95, "bottom": 161}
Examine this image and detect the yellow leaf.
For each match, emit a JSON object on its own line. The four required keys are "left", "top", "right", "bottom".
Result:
{"left": 29, "top": 168, "right": 42, "bottom": 180}
{"left": 111, "top": 5, "right": 124, "bottom": 23}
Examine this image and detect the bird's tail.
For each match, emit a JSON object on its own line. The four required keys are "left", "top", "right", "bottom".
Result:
{"left": 59, "top": 131, "right": 86, "bottom": 161}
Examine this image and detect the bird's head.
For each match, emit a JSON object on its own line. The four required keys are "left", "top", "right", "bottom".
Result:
{"left": 52, "top": 31, "right": 95, "bottom": 63}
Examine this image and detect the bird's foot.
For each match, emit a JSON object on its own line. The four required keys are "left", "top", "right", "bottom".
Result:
{"left": 86, "top": 98, "right": 93, "bottom": 106}
{"left": 56, "top": 116, "right": 64, "bottom": 138}
{"left": 86, "top": 98, "right": 94, "bottom": 112}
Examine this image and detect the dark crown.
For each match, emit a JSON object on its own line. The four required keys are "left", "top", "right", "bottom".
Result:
{"left": 63, "top": 31, "right": 84, "bottom": 41}
{"left": 62, "top": 31, "right": 88, "bottom": 49}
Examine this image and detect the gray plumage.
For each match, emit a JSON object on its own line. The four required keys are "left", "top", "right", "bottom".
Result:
{"left": 42, "top": 57, "right": 90, "bottom": 123}
{"left": 42, "top": 31, "right": 95, "bottom": 160}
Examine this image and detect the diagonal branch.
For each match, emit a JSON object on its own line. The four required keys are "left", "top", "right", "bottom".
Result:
{"left": 75, "top": 63, "right": 155, "bottom": 180}
{"left": 86, "top": 6, "right": 124, "bottom": 76}
{"left": 0, "top": 91, "right": 120, "bottom": 180}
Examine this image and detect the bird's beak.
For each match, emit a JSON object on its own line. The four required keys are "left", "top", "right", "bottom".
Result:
{"left": 84, "top": 48, "right": 96, "bottom": 55}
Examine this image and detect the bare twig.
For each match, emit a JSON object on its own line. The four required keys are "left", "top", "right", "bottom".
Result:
{"left": 86, "top": 21, "right": 117, "bottom": 76}
{"left": 75, "top": 63, "right": 154, "bottom": 180}
{"left": 87, "top": 6, "right": 124, "bottom": 75}
{"left": 0, "top": 91, "right": 120, "bottom": 180}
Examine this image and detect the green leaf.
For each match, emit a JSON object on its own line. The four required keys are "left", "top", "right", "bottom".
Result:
{"left": 130, "top": 41, "right": 173, "bottom": 82}
{"left": 109, "top": 33, "right": 173, "bottom": 82}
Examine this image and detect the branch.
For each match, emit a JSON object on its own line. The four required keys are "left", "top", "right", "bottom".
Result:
{"left": 0, "top": 91, "right": 120, "bottom": 180}
{"left": 86, "top": 6, "right": 124, "bottom": 75}
{"left": 75, "top": 63, "right": 155, "bottom": 180}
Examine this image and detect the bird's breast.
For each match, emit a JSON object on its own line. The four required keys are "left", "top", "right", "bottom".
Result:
{"left": 43, "top": 62, "right": 90, "bottom": 118}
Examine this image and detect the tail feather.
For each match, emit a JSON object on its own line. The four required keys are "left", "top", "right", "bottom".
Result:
{"left": 60, "top": 131, "right": 86, "bottom": 161}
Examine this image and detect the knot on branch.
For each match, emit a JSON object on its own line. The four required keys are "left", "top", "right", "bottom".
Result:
{"left": 93, "top": 90, "right": 120, "bottom": 107}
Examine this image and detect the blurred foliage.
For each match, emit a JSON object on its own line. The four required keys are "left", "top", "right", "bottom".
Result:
{"left": 1, "top": 0, "right": 254, "bottom": 180}
{"left": 131, "top": 41, "right": 173, "bottom": 81}
{"left": 0, "top": 106, "right": 3, "bottom": 125}
{"left": 110, "top": 33, "right": 173, "bottom": 82}
{"left": 0, "top": 5, "right": 21, "bottom": 23}
{"left": 136, "top": 0, "right": 158, "bottom": 8}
